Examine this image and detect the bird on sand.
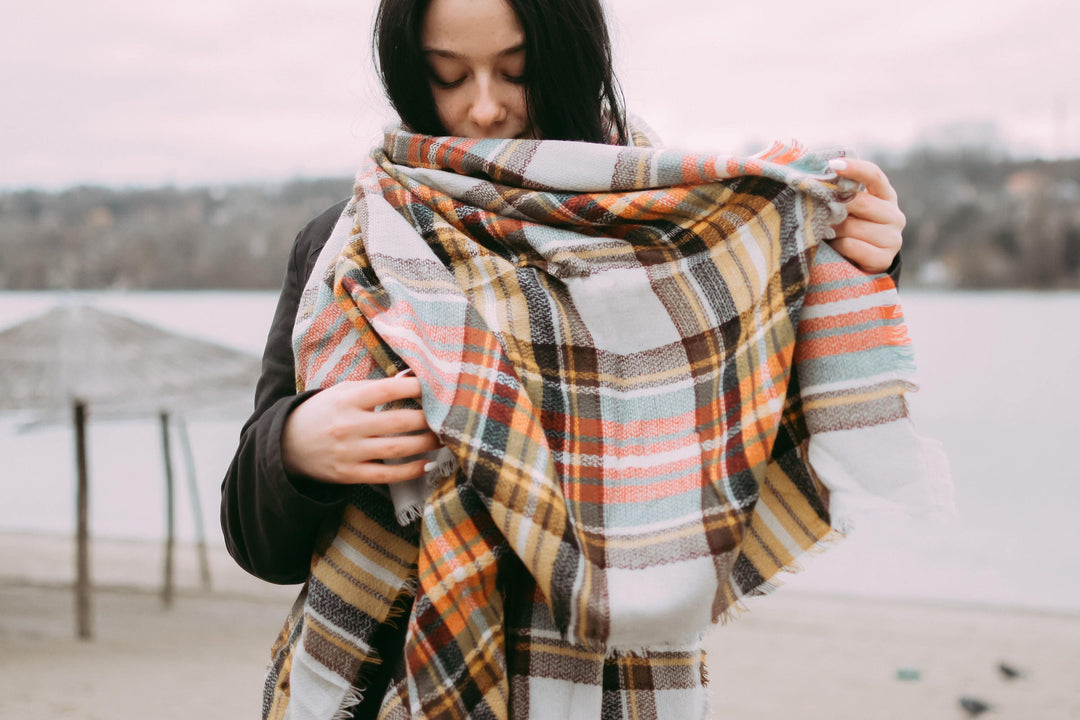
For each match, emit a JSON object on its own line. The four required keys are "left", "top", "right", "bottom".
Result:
{"left": 959, "top": 696, "right": 994, "bottom": 717}
{"left": 997, "top": 661, "right": 1024, "bottom": 680}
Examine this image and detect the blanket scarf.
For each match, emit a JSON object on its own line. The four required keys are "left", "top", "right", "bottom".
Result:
{"left": 264, "top": 126, "right": 952, "bottom": 720}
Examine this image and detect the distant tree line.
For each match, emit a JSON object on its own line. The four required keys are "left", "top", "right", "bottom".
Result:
{"left": 2, "top": 151, "right": 1079, "bottom": 290}
{"left": 0, "top": 179, "right": 350, "bottom": 290}
{"left": 878, "top": 151, "right": 1080, "bottom": 288}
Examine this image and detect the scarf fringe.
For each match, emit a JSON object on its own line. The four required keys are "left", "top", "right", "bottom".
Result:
{"left": 391, "top": 448, "right": 459, "bottom": 526}
{"left": 713, "top": 525, "right": 849, "bottom": 627}
{"left": 326, "top": 586, "right": 415, "bottom": 720}
{"left": 331, "top": 687, "right": 365, "bottom": 720}
{"left": 596, "top": 522, "right": 850, "bottom": 655}
{"left": 602, "top": 631, "right": 708, "bottom": 658}
{"left": 394, "top": 503, "right": 424, "bottom": 526}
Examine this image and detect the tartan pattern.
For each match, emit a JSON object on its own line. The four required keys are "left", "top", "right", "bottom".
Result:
{"left": 370, "top": 568, "right": 709, "bottom": 720}
{"left": 263, "top": 128, "right": 942, "bottom": 720}
{"left": 264, "top": 487, "right": 420, "bottom": 720}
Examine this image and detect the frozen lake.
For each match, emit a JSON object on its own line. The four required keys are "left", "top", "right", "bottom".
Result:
{"left": 1, "top": 290, "right": 1078, "bottom": 613}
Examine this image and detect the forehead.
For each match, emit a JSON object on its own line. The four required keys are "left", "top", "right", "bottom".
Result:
{"left": 421, "top": 0, "right": 525, "bottom": 55}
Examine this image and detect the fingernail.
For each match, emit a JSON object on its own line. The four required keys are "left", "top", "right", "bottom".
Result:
{"left": 395, "top": 368, "right": 415, "bottom": 377}
{"left": 828, "top": 158, "right": 848, "bottom": 172}
{"left": 423, "top": 461, "right": 437, "bottom": 472}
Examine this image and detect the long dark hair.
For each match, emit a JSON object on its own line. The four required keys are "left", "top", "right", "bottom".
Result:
{"left": 373, "top": 0, "right": 628, "bottom": 144}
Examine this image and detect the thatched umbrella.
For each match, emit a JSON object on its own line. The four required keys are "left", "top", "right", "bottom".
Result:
{"left": 0, "top": 303, "right": 260, "bottom": 638}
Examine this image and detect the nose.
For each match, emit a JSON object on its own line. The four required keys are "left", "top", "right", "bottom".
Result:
{"left": 468, "top": 77, "right": 507, "bottom": 132}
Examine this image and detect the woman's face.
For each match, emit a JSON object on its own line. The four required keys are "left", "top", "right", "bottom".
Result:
{"left": 420, "top": 0, "right": 533, "bottom": 139}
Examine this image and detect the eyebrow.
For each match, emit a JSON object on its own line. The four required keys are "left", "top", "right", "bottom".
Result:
{"left": 422, "top": 43, "right": 525, "bottom": 60}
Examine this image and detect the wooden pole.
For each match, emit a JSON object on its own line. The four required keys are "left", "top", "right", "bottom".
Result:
{"left": 159, "top": 411, "right": 175, "bottom": 608}
{"left": 176, "top": 414, "right": 211, "bottom": 591}
{"left": 73, "top": 400, "right": 92, "bottom": 640}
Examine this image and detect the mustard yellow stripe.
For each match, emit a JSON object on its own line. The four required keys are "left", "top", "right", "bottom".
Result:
{"left": 600, "top": 512, "right": 742, "bottom": 549}
{"left": 306, "top": 615, "right": 374, "bottom": 661}
{"left": 317, "top": 547, "right": 400, "bottom": 613}
{"left": 516, "top": 639, "right": 605, "bottom": 662}
{"left": 763, "top": 463, "right": 831, "bottom": 548}
{"left": 803, "top": 385, "right": 904, "bottom": 411}
{"left": 743, "top": 466, "right": 832, "bottom": 588}
{"left": 340, "top": 505, "right": 419, "bottom": 566}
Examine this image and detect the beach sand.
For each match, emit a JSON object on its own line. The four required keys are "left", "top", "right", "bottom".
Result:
{"left": 1, "top": 532, "right": 1077, "bottom": 719}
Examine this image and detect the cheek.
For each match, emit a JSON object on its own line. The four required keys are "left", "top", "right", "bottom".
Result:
{"left": 430, "top": 89, "right": 457, "bottom": 124}
{"left": 509, "top": 87, "right": 528, "bottom": 118}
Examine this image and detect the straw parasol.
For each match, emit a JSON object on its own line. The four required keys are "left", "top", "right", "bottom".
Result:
{"left": 0, "top": 303, "right": 261, "bottom": 638}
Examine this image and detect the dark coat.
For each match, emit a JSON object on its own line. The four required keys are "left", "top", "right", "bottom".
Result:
{"left": 219, "top": 199, "right": 402, "bottom": 719}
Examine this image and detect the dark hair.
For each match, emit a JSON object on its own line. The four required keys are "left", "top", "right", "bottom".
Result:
{"left": 373, "top": 0, "right": 628, "bottom": 144}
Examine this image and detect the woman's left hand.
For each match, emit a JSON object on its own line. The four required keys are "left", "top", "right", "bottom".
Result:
{"left": 826, "top": 157, "right": 905, "bottom": 273}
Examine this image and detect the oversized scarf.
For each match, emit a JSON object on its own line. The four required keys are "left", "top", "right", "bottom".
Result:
{"left": 264, "top": 127, "right": 951, "bottom": 720}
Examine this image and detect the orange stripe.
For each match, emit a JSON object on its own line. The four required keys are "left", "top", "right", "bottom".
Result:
{"left": 796, "top": 324, "right": 911, "bottom": 361}
{"left": 798, "top": 304, "right": 904, "bottom": 334}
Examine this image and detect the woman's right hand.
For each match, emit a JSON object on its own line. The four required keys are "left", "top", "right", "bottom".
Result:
{"left": 281, "top": 375, "right": 443, "bottom": 485}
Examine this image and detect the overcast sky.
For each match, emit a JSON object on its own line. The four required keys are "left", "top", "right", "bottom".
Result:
{"left": 3, "top": 0, "right": 1078, "bottom": 189}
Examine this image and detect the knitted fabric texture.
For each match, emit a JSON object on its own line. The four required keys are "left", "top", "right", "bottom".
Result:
{"left": 263, "top": 128, "right": 950, "bottom": 720}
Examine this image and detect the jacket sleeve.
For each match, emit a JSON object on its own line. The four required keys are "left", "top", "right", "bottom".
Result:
{"left": 220, "top": 207, "right": 350, "bottom": 585}
{"left": 888, "top": 252, "right": 902, "bottom": 288}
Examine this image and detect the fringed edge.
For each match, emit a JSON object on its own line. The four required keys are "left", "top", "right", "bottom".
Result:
{"left": 747, "top": 141, "right": 859, "bottom": 231}
{"left": 394, "top": 502, "right": 424, "bottom": 526}
{"left": 712, "top": 523, "right": 849, "bottom": 628}
{"left": 327, "top": 582, "right": 416, "bottom": 720}
{"left": 331, "top": 686, "right": 365, "bottom": 720}
{"left": 431, "top": 448, "right": 459, "bottom": 479}
{"left": 555, "top": 521, "right": 851, "bottom": 656}
{"left": 603, "top": 630, "right": 708, "bottom": 659}
{"left": 390, "top": 577, "right": 419, "bottom": 611}
{"left": 392, "top": 447, "right": 459, "bottom": 527}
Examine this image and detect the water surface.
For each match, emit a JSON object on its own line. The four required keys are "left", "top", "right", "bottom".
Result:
{"left": 1, "top": 290, "right": 1077, "bottom": 613}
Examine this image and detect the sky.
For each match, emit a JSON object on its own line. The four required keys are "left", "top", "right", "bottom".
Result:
{"left": 3, "top": 0, "right": 1078, "bottom": 189}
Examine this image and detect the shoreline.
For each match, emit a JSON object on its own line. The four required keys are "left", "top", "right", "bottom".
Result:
{"left": 3, "top": 530, "right": 1075, "bottom": 619}
{"left": 2, "top": 531, "right": 1079, "bottom": 719}
{"left": 3, "top": 576, "right": 1077, "bottom": 720}
{"left": 7, "top": 568, "right": 1079, "bottom": 622}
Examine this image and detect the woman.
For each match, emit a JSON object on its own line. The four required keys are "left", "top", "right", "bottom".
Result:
{"left": 222, "top": 0, "right": 914, "bottom": 717}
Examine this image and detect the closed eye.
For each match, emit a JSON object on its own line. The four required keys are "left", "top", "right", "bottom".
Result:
{"left": 429, "top": 73, "right": 465, "bottom": 89}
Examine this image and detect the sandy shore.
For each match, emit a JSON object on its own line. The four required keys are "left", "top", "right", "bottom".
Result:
{"left": 1, "top": 532, "right": 1077, "bottom": 719}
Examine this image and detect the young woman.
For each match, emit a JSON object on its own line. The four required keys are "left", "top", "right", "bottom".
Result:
{"left": 222, "top": 0, "right": 910, "bottom": 717}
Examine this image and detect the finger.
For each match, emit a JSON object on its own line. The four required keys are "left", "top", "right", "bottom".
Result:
{"left": 362, "top": 432, "right": 443, "bottom": 461}
{"left": 829, "top": 158, "right": 897, "bottom": 203}
{"left": 826, "top": 237, "right": 896, "bottom": 274}
{"left": 357, "top": 408, "right": 433, "bottom": 436}
{"left": 829, "top": 217, "right": 902, "bottom": 251}
{"left": 349, "top": 457, "right": 435, "bottom": 485}
{"left": 843, "top": 192, "right": 906, "bottom": 229}
{"left": 344, "top": 376, "right": 425, "bottom": 409}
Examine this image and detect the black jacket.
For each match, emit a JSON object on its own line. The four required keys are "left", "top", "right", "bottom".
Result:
{"left": 221, "top": 199, "right": 351, "bottom": 585}
{"left": 220, "top": 199, "right": 406, "bottom": 719}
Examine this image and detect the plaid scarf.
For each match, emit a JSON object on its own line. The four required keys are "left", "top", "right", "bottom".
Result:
{"left": 264, "top": 127, "right": 951, "bottom": 720}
